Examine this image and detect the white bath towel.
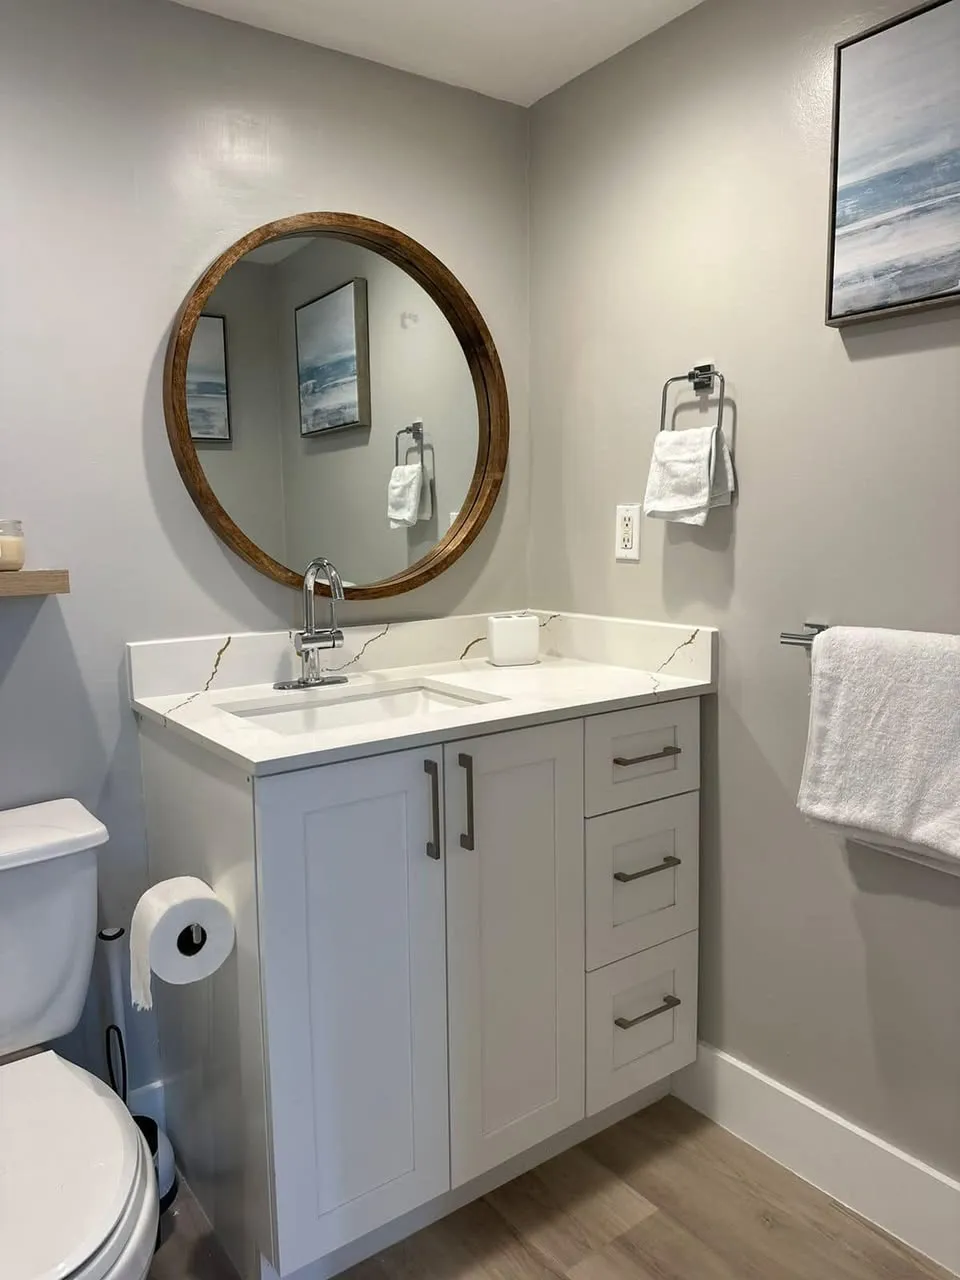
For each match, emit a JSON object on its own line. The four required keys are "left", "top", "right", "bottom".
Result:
{"left": 798, "top": 627, "right": 960, "bottom": 877}
{"left": 388, "top": 463, "right": 423, "bottom": 528}
{"left": 643, "top": 426, "right": 735, "bottom": 526}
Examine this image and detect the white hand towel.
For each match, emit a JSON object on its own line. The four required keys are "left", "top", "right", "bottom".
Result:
{"left": 418, "top": 458, "right": 434, "bottom": 521}
{"left": 710, "top": 431, "right": 735, "bottom": 510}
{"left": 388, "top": 463, "right": 423, "bottom": 529}
{"left": 643, "top": 426, "right": 735, "bottom": 526}
{"left": 797, "top": 627, "right": 960, "bottom": 876}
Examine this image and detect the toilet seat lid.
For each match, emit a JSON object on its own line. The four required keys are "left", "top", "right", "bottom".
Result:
{"left": 0, "top": 1052, "right": 141, "bottom": 1280}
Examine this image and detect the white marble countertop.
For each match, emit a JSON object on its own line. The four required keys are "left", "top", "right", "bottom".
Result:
{"left": 132, "top": 655, "right": 711, "bottom": 777}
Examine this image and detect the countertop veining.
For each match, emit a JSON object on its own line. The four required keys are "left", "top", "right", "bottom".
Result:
{"left": 133, "top": 655, "right": 711, "bottom": 776}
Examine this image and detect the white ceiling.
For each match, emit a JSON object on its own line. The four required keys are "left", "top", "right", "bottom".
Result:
{"left": 167, "top": 0, "right": 707, "bottom": 106}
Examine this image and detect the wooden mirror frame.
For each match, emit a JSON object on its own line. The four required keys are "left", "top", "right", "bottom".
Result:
{"left": 164, "top": 212, "right": 509, "bottom": 600}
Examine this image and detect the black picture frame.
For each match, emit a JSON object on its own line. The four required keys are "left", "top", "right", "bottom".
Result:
{"left": 295, "top": 278, "right": 371, "bottom": 436}
{"left": 826, "top": 0, "right": 960, "bottom": 326}
{"left": 186, "top": 313, "right": 232, "bottom": 442}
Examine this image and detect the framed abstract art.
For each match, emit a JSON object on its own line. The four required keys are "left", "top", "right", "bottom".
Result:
{"left": 826, "top": 0, "right": 960, "bottom": 325}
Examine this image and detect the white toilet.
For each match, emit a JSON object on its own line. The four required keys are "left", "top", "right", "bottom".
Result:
{"left": 0, "top": 799, "right": 159, "bottom": 1280}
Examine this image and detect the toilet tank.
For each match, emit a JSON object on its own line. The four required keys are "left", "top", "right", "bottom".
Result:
{"left": 0, "top": 799, "right": 108, "bottom": 1057}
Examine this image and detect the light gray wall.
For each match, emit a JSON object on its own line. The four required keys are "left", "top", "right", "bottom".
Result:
{"left": 529, "top": 0, "right": 960, "bottom": 1178}
{"left": 0, "top": 0, "right": 529, "bottom": 1085}
{"left": 275, "top": 239, "right": 478, "bottom": 583}
{"left": 203, "top": 263, "right": 287, "bottom": 562}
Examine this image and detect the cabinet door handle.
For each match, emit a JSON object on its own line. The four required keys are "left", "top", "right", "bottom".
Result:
{"left": 615, "top": 994, "right": 681, "bottom": 1030}
{"left": 424, "top": 760, "right": 441, "bottom": 860}
{"left": 458, "top": 752, "right": 476, "bottom": 851}
{"left": 614, "top": 856, "right": 681, "bottom": 883}
{"left": 613, "top": 745, "right": 681, "bottom": 768}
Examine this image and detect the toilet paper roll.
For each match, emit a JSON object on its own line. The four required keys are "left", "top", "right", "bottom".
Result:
{"left": 130, "top": 876, "right": 235, "bottom": 1012}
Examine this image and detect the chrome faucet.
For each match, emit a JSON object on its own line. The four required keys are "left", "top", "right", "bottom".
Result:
{"left": 275, "top": 557, "right": 349, "bottom": 690}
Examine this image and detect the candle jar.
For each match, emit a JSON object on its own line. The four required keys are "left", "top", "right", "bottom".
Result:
{"left": 0, "top": 520, "right": 25, "bottom": 571}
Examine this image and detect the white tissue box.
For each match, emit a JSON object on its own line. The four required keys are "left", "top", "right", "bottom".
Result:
{"left": 487, "top": 613, "right": 540, "bottom": 667}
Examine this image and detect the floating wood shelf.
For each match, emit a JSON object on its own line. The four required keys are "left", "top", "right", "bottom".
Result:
{"left": 0, "top": 570, "right": 70, "bottom": 599}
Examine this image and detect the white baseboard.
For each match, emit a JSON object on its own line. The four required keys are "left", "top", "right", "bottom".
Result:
{"left": 672, "top": 1043, "right": 960, "bottom": 1278}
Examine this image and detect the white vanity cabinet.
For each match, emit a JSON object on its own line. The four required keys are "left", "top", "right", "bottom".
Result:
{"left": 253, "top": 720, "right": 587, "bottom": 1269}
{"left": 139, "top": 690, "right": 705, "bottom": 1280}
{"left": 443, "top": 722, "right": 585, "bottom": 1186}
{"left": 582, "top": 702, "right": 700, "bottom": 1115}
{"left": 254, "top": 747, "right": 451, "bottom": 1272}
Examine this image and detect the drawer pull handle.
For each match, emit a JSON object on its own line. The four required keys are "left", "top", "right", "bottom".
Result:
{"left": 613, "top": 746, "right": 682, "bottom": 768}
{"left": 615, "top": 995, "right": 681, "bottom": 1030}
{"left": 424, "top": 760, "right": 441, "bottom": 860}
{"left": 614, "top": 856, "right": 681, "bottom": 883}
{"left": 458, "top": 752, "right": 476, "bottom": 851}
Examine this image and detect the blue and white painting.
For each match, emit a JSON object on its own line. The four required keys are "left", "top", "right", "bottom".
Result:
{"left": 831, "top": 0, "right": 960, "bottom": 322}
{"left": 295, "top": 279, "right": 370, "bottom": 434}
{"left": 186, "top": 314, "right": 231, "bottom": 440}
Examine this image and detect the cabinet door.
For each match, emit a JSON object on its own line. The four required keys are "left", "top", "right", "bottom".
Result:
{"left": 255, "top": 749, "right": 449, "bottom": 1273}
{"left": 444, "top": 721, "right": 585, "bottom": 1187}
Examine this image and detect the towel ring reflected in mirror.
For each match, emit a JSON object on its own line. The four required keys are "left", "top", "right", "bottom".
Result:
{"left": 163, "top": 212, "right": 509, "bottom": 601}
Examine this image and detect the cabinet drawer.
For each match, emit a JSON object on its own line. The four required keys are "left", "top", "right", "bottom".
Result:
{"left": 586, "top": 793, "right": 699, "bottom": 971}
{"left": 584, "top": 699, "right": 699, "bottom": 817}
{"left": 586, "top": 932, "right": 698, "bottom": 1115}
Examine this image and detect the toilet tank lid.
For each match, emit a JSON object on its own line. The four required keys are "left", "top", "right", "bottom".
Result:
{"left": 0, "top": 799, "right": 108, "bottom": 869}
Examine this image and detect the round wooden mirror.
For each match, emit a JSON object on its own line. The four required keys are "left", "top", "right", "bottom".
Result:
{"left": 164, "top": 212, "right": 508, "bottom": 599}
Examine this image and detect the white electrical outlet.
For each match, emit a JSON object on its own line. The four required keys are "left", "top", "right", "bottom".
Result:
{"left": 615, "top": 504, "right": 641, "bottom": 562}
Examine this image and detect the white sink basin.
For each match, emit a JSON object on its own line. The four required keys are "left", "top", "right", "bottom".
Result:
{"left": 220, "top": 679, "right": 503, "bottom": 736}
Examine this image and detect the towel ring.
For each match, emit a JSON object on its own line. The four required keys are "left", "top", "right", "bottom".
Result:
{"left": 659, "top": 364, "right": 726, "bottom": 434}
{"left": 395, "top": 419, "right": 425, "bottom": 467}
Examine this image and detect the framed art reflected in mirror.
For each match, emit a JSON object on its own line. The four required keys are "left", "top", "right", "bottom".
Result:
{"left": 295, "top": 279, "right": 371, "bottom": 436}
{"left": 186, "top": 314, "right": 231, "bottom": 442}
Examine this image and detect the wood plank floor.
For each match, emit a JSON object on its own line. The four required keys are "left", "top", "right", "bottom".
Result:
{"left": 149, "top": 1098, "right": 953, "bottom": 1280}
{"left": 149, "top": 1183, "right": 239, "bottom": 1280}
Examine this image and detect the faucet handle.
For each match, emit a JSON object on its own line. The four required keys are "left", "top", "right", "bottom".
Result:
{"left": 295, "top": 628, "right": 344, "bottom": 654}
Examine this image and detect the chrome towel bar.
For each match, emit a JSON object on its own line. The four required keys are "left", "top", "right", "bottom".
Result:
{"left": 780, "top": 623, "right": 829, "bottom": 649}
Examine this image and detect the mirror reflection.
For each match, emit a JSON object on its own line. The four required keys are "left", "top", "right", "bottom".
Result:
{"left": 185, "top": 234, "right": 479, "bottom": 588}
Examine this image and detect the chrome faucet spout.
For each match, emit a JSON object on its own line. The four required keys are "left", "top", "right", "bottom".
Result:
{"left": 303, "top": 556, "right": 343, "bottom": 633}
{"left": 275, "top": 557, "right": 348, "bottom": 690}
